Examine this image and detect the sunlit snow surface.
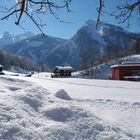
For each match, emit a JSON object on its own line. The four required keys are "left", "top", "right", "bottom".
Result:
{"left": 0, "top": 72, "right": 140, "bottom": 139}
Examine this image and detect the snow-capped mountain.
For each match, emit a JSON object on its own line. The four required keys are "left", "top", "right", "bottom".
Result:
{"left": 0, "top": 31, "right": 34, "bottom": 46}
{"left": 4, "top": 34, "right": 66, "bottom": 61}
{"left": 43, "top": 20, "right": 139, "bottom": 69}
{"left": 3, "top": 20, "right": 140, "bottom": 69}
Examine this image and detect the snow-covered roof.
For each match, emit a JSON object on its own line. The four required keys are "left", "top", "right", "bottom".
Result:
{"left": 0, "top": 64, "right": 3, "bottom": 67}
{"left": 111, "top": 63, "right": 140, "bottom": 68}
{"left": 122, "top": 62, "right": 140, "bottom": 65}
{"left": 55, "top": 66, "right": 73, "bottom": 70}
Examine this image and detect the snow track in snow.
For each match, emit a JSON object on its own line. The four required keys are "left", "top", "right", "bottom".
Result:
{"left": 45, "top": 77, "right": 140, "bottom": 90}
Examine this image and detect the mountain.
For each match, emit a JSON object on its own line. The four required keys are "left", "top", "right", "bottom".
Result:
{"left": 0, "top": 31, "right": 34, "bottom": 46}
{"left": 42, "top": 20, "right": 139, "bottom": 69}
{"left": 4, "top": 34, "right": 66, "bottom": 62}
{"left": 3, "top": 20, "right": 140, "bottom": 70}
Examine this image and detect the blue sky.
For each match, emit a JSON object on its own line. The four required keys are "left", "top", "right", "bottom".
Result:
{"left": 0, "top": 0, "right": 139, "bottom": 38}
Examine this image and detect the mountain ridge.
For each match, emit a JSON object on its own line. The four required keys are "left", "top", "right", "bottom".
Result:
{"left": 3, "top": 20, "right": 140, "bottom": 70}
{"left": 0, "top": 31, "right": 34, "bottom": 46}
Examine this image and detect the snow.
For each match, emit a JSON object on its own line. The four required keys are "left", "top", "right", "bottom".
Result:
{"left": 121, "top": 55, "right": 140, "bottom": 63}
{"left": 85, "top": 21, "right": 107, "bottom": 46}
{"left": 55, "top": 66, "right": 73, "bottom": 70}
{"left": 111, "top": 64, "right": 140, "bottom": 68}
{"left": 0, "top": 72, "right": 140, "bottom": 139}
{"left": 75, "top": 63, "right": 112, "bottom": 79}
{"left": 3, "top": 67, "right": 29, "bottom": 76}
{"left": 98, "top": 26, "right": 106, "bottom": 36}
{"left": 54, "top": 89, "right": 72, "bottom": 100}
{"left": 31, "top": 75, "right": 140, "bottom": 102}
{"left": 0, "top": 31, "right": 34, "bottom": 46}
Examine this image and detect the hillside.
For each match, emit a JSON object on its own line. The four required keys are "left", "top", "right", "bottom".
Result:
{"left": 0, "top": 49, "right": 48, "bottom": 72}
{"left": 74, "top": 54, "right": 140, "bottom": 79}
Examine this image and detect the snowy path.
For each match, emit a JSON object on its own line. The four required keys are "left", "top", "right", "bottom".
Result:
{"left": 0, "top": 74, "right": 140, "bottom": 139}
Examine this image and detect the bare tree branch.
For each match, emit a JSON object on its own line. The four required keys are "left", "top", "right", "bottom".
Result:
{"left": 0, "top": 0, "right": 139, "bottom": 34}
{"left": 96, "top": 0, "right": 140, "bottom": 27}
{"left": 1, "top": 0, "right": 72, "bottom": 34}
{"left": 111, "top": 0, "right": 140, "bottom": 27}
{"left": 96, "top": 0, "right": 104, "bottom": 27}
{"left": 1, "top": 9, "right": 20, "bottom": 20}
{"left": 25, "top": 10, "right": 45, "bottom": 34}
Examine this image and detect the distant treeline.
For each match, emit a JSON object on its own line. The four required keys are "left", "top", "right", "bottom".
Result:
{"left": 0, "top": 49, "right": 48, "bottom": 72}
{"left": 102, "top": 37, "right": 140, "bottom": 62}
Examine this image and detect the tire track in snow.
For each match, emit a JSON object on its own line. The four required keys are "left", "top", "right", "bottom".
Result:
{"left": 35, "top": 77, "right": 140, "bottom": 90}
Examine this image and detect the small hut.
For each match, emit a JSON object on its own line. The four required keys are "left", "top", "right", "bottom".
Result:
{"left": 51, "top": 66, "right": 73, "bottom": 78}
{"left": 111, "top": 62, "right": 140, "bottom": 81}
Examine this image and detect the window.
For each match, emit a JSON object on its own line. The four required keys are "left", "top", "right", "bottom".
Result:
{"left": 131, "top": 70, "right": 140, "bottom": 76}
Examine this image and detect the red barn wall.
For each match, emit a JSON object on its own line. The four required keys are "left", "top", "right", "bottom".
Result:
{"left": 112, "top": 67, "right": 119, "bottom": 80}
{"left": 112, "top": 66, "right": 140, "bottom": 80}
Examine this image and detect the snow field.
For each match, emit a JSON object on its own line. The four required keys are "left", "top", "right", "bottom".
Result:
{"left": 0, "top": 75, "right": 140, "bottom": 139}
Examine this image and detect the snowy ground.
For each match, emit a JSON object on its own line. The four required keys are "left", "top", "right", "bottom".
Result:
{"left": 0, "top": 72, "right": 140, "bottom": 140}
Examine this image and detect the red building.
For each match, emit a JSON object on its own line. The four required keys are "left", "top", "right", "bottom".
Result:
{"left": 111, "top": 63, "right": 140, "bottom": 81}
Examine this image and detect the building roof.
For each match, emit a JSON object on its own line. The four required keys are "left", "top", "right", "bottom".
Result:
{"left": 111, "top": 63, "right": 140, "bottom": 68}
{"left": 55, "top": 66, "right": 73, "bottom": 70}
{"left": 0, "top": 64, "right": 3, "bottom": 67}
